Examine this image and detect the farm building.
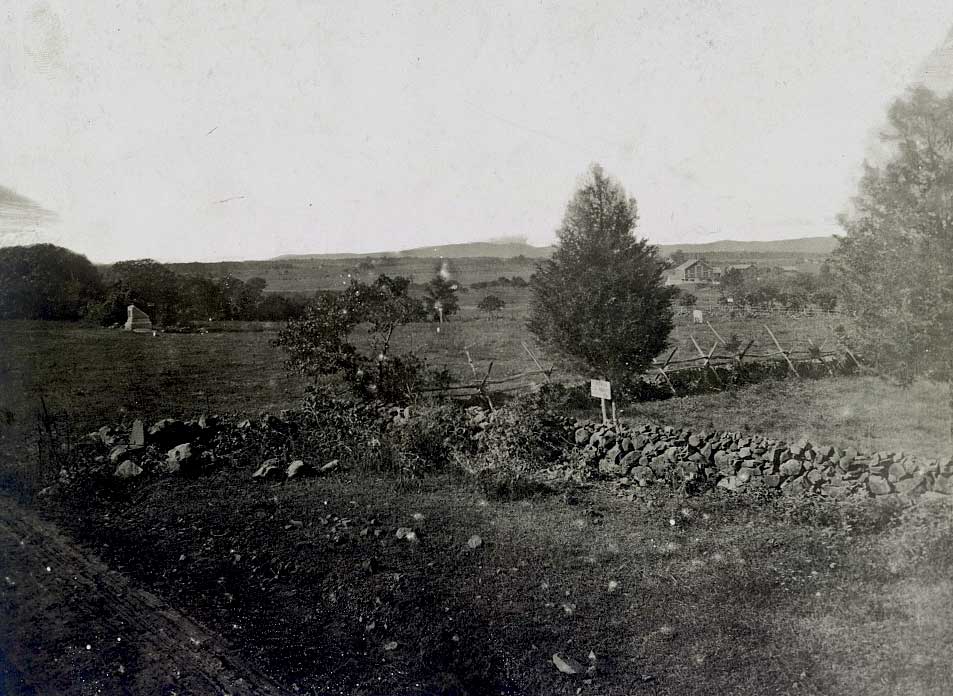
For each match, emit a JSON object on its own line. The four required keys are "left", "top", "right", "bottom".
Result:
{"left": 667, "top": 258, "right": 718, "bottom": 284}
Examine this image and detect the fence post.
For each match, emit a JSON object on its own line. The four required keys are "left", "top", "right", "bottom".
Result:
{"left": 464, "top": 346, "right": 478, "bottom": 377}
{"left": 764, "top": 324, "right": 800, "bottom": 378}
{"left": 690, "top": 334, "right": 723, "bottom": 387}
{"left": 480, "top": 361, "right": 496, "bottom": 411}
{"left": 521, "top": 341, "right": 551, "bottom": 382}
{"left": 706, "top": 320, "right": 727, "bottom": 345}
{"left": 652, "top": 347, "right": 679, "bottom": 396}
{"left": 807, "top": 337, "right": 835, "bottom": 377}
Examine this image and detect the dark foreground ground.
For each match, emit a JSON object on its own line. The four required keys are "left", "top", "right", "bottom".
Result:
{"left": 3, "top": 464, "right": 952, "bottom": 695}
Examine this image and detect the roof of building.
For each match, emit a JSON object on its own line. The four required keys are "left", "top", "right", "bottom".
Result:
{"left": 672, "top": 258, "right": 711, "bottom": 273}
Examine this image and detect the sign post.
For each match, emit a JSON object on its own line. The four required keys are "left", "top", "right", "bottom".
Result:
{"left": 590, "top": 379, "right": 611, "bottom": 425}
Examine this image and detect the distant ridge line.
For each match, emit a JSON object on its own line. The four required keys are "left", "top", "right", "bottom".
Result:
{"left": 272, "top": 236, "right": 837, "bottom": 260}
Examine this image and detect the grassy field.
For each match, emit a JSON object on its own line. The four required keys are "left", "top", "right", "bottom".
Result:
{"left": 166, "top": 256, "right": 540, "bottom": 294}
{"left": 620, "top": 377, "right": 951, "bottom": 461}
{"left": 1, "top": 319, "right": 945, "bottom": 471}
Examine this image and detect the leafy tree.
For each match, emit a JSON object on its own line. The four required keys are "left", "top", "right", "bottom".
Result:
{"left": 832, "top": 85, "right": 953, "bottom": 439}
{"left": 478, "top": 294, "right": 506, "bottom": 316}
{"left": 423, "top": 274, "right": 459, "bottom": 321}
{"left": 676, "top": 290, "right": 697, "bottom": 308}
{"left": 177, "top": 275, "right": 225, "bottom": 320}
{"left": 253, "top": 293, "right": 308, "bottom": 321}
{"left": 274, "top": 290, "right": 361, "bottom": 380}
{"left": 669, "top": 249, "right": 687, "bottom": 267}
{"left": 103, "top": 259, "right": 180, "bottom": 325}
{"left": 528, "top": 164, "right": 677, "bottom": 384}
{"left": 274, "top": 274, "right": 429, "bottom": 401}
{"left": 0, "top": 244, "right": 103, "bottom": 319}
{"left": 719, "top": 267, "right": 746, "bottom": 303}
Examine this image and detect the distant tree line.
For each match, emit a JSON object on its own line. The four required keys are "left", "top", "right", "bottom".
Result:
{"left": 717, "top": 265, "right": 839, "bottom": 311}
{"left": 470, "top": 275, "right": 529, "bottom": 290}
{"left": 0, "top": 244, "right": 309, "bottom": 324}
{"left": 0, "top": 243, "right": 462, "bottom": 327}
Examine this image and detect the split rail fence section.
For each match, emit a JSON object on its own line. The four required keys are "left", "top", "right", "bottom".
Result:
{"left": 423, "top": 325, "right": 866, "bottom": 408}
{"left": 650, "top": 322, "right": 864, "bottom": 397}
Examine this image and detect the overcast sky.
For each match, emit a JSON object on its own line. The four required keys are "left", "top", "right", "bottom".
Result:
{"left": 2, "top": 1, "right": 951, "bottom": 262}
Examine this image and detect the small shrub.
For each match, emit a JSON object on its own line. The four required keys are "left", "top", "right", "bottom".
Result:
{"left": 473, "top": 397, "right": 571, "bottom": 476}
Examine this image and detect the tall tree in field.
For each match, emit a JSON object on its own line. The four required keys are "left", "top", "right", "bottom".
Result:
{"left": 528, "top": 164, "right": 676, "bottom": 384}
{"left": 832, "top": 86, "right": 953, "bottom": 440}
{"left": 423, "top": 272, "right": 459, "bottom": 321}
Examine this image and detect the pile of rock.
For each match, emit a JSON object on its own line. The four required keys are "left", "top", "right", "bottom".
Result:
{"left": 83, "top": 414, "right": 225, "bottom": 481}
{"left": 545, "top": 419, "right": 952, "bottom": 502}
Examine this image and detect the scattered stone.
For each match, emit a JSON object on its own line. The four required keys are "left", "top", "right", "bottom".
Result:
{"left": 97, "top": 426, "right": 115, "bottom": 446}
{"left": 252, "top": 459, "right": 283, "bottom": 480}
{"left": 467, "top": 535, "right": 483, "bottom": 549}
{"left": 319, "top": 459, "right": 340, "bottom": 474}
{"left": 552, "top": 653, "right": 584, "bottom": 675}
{"left": 395, "top": 527, "right": 418, "bottom": 542}
{"left": 149, "top": 419, "right": 193, "bottom": 450}
{"left": 114, "top": 461, "right": 143, "bottom": 479}
{"left": 109, "top": 444, "right": 137, "bottom": 464}
{"left": 383, "top": 641, "right": 398, "bottom": 651}
{"left": 164, "top": 443, "right": 194, "bottom": 474}
{"left": 286, "top": 460, "right": 313, "bottom": 479}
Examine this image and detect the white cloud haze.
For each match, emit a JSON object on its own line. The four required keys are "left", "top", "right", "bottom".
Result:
{"left": 2, "top": 1, "right": 951, "bottom": 262}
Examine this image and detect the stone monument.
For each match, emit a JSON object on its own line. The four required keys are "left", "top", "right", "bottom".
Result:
{"left": 124, "top": 305, "right": 153, "bottom": 332}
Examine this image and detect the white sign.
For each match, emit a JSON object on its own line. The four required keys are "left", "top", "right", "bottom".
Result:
{"left": 590, "top": 379, "right": 611, "bottom": 400}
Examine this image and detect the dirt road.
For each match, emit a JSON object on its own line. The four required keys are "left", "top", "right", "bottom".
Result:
{"left": 0, "top": 497, "right": 288, "bottom": 695}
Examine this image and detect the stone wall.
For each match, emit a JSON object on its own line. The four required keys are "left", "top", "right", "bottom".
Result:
{"left": 545, "top": 418, "right": 952, "bottom": 501}
{"left": 80, "top": 401, "right": 953, "bottom": 506}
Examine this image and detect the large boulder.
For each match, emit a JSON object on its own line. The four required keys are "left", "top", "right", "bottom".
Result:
{"left": 887, "top": 460, "right": 908, "bottom": 483}
{"left": 867, "top": 475, "right": 891, "bottom": 496}
{"left": 779, "top": 459, "right": 803, "bottom": 478}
